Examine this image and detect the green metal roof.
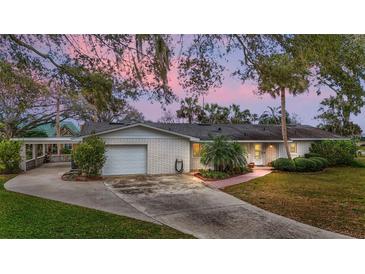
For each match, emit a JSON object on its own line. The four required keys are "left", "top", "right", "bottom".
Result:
{"left": 34, "top": 121, "right": 80, "bottom": 137}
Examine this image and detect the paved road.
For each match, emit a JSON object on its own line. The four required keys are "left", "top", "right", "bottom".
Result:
{"left": 6, "top": 165, "right": 350, "bottom": 239}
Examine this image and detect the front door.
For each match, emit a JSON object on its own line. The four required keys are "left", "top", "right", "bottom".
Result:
{"left": 253, "top": 143, "right": 263, "bottom": 165}
{"left": 265, "top": 144, "right": 277, "bottom": 165}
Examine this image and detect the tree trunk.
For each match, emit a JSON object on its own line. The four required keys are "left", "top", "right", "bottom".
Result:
{"left": 55, "top": 93, "right": 61, "bottom": 155}
{"left": 280, "top": 88, "right": 291, "bottom": 160}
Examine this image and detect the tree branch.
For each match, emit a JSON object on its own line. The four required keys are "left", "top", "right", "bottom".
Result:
{"left": 8, "top": 35, "right": 62, "bottom": 69}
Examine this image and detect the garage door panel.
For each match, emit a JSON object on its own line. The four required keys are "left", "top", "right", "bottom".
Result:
{"left": 103, "top": 145, "right": 147, "bottom": 175}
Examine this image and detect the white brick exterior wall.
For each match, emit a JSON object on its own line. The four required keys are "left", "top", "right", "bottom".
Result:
{"left": 97, "top": 126, "right": 191, "bottom": 175}
{"left": 96, "top": 126, "right": 316, "bottom": 174}
{"left": 278, "top": 141, "right": 312, "bottom": 158}
{"left": 191, "top": 141, "right": 313, "bottom": 169}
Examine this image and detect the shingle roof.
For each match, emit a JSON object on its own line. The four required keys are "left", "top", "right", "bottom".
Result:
{"left": 80, "top": 121, "right": 344, "bottom": 140}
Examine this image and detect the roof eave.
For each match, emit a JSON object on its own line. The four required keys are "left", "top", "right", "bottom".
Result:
{"left": 81, "top": 123, "right": 199, "bottom": 141}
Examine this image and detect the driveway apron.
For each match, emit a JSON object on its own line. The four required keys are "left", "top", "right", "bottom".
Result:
{"left": 104, "top": 174, "right": 349, "bottom": 239}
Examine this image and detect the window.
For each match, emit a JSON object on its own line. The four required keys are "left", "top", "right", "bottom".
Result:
{"left": 64, "top": 144, "right": 72, "bottom": 150}
{"left": 290, "top": 143, "right": 297, "bottom": 153}
{"left": 26, "top": 144, "right": 33, "bottom": 160}
{"left": 36, "top": 144, "right": 43, "bottom": 157}
{"left": 254, "top": 144, "right": 262, "bottom": 160}
{"left": 48, "top": 144, "right": 58, "bottom": 154}
{"left": 192, "top": 143, "right": 202, "bottom": 157}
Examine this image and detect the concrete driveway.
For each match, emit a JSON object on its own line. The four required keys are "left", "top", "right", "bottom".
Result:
{"left": 5, "top": 164, "right": 349, "bottom": 238}
{"left": 4, "top": 163, "right": 156, "bottom": 223}
{"left": 105, "top": 175, "right": 349, "bottom": 239}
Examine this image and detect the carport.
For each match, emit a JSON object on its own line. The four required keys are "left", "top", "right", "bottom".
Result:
{"left": 12, "top": 137, "right": 81, "bottom": 171}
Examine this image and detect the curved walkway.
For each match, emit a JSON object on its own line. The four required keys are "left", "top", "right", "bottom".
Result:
{"left": 204, "top": 168, "right": 272, "bottom": 189}
{"left": 6, "top": 164, "right": 350, "bottom": 239}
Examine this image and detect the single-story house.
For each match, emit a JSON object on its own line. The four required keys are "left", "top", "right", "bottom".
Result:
{"left": 14, "top": 122, "right": 345, "bottom": 175}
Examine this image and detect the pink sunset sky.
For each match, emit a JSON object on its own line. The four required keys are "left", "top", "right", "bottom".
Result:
{"left": 64, "top": 34, "right": 364, "bottom": 131}
{"left": 132, "top": 64, "right": 365, "bottom": 131}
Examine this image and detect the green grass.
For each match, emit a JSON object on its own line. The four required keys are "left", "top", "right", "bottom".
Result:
{"left": 224, "top": 164, "right": 365, "bottom": 238}
{"left": 0, "top": 175, "right": 193, "bottom": 239}
{"left": 357, "top": 156, "right": 365, "bottom": 164}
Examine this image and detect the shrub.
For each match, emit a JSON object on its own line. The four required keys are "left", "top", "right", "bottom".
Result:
{"left": 309, "top": 140, "right": 357, "bottom": 166}
{"left": 61, "top": 147, "right": 71, "bottom": 154}
{"left": 72, "top": 136, "right": 106, "bottom": 176}
{"left": 310, "top": 157, "right": 329, "bottom": 169}
{"left": 304, "top": 152, "right": 321, "bottom": 158}
{"left": 0, "top": 140, "right": 22, "bottom": 174}
{"left": 307, "top": 157, "right": 324, "bottom": 171}
{"left": 294, "top": 157, "right": 318, "bottom": 172}
{"left": 350, "top": 159, "right": 365, "bottom": 168}
{"left": 198, "top": 169, "right": 229, "bottom": 180}
{"left": 200, "top": 136, "right": 247, "bottom": 172}
{"left": 271, "top": 158, "right": 296, "bottom": 171}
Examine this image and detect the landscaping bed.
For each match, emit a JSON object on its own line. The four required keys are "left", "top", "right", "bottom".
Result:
{"left": 61, "top": 169, "right": 103, "bottom": 181}
{"left": 194, "top": 168, "right": 251, "bottom": 181}
{"left": 0, "top": 175, "right": 193, "bottom": 239}
{"left": 224, "top": 164, "right": 365, "bottom": 238}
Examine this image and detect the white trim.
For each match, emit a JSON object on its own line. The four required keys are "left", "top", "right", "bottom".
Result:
{"left": 11, "top": 137, "right": 80, "bottom": 144}
{"left": 291, "top": 138, "right": 349, "bottom": 141}
{"left": 197, "top": 140, "right": 293, "bottom": 143}
{"left": 82, "top": 123, "right": 200, "bottom": 141}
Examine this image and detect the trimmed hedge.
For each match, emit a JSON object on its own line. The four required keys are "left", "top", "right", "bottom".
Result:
{"left": 294, "top": 157, "right": 318, "bottom": 172}
{"left": 304, "top": 152, "right": 321, "bottom": 158}
{"left": 271, "top": 158, "right": 296, "bottom": 171}
{"left": 308, "top": 157, "right": 324, "bottom": 170}
{"left": 310, "top": 157, "right": 329, "bottom": 168}
{"left": 272, "top": 156, "right": 329, "bottom": 172}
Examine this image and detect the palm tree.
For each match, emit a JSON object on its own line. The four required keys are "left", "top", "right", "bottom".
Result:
{"left": 200, "top": 136, "right": 247, "bottom": 171}
{"left": 258, "top": 106, "right": 281, "bottom": 124}
{"left": 255, "top": 54, "right": 310, "bottom": 159}
{"left": 176, "top": 96, "right": 202, "bottom": 124}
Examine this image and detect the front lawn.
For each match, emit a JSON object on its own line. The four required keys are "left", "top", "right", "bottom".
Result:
{"left": 0, "top": 175, "right": 193, "bottom": 239}
{"left": 357, "top": 156, "right": 365, "bottom": 164}
{"left": 224, "top": 165, "right": 365, "bottom": 238}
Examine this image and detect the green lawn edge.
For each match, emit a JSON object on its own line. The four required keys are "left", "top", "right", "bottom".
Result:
{"left": 0, "top": 175, "right": 194, "bottom": 239}
{"left": 224, "top": 159, "right": 365, "bottom": 238}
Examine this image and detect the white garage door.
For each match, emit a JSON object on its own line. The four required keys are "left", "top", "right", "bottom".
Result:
{"left": 103, "top": 145, "right": 147, "bottom": 175}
